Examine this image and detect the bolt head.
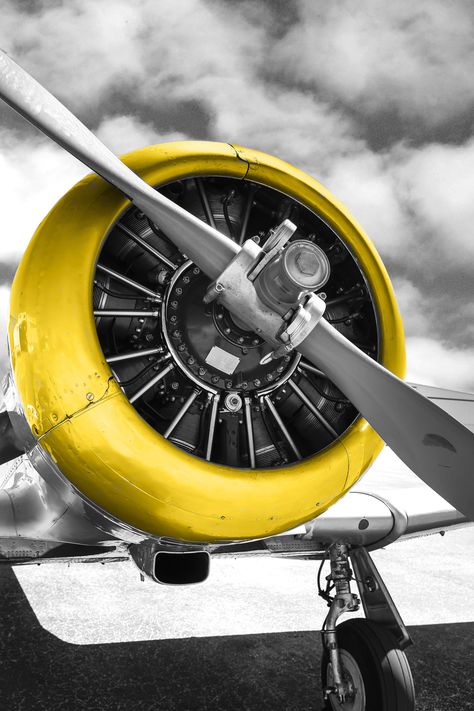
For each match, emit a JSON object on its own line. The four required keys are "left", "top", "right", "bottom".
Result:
{"left": 295, "top": 249, "right": 320, "bottom": 276}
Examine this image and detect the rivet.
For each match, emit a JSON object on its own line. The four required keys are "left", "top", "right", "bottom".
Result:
{"left": 86, "top": 392, "right": 94, "bottom": 401}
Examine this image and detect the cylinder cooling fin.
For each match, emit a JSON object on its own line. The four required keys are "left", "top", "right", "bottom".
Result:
{"left": 8, "top": 142, "right": 405, "bottom": 541}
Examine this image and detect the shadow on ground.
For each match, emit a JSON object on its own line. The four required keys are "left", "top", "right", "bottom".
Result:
{"left": 0, "top": 567, "right": 472, "bottom": 711}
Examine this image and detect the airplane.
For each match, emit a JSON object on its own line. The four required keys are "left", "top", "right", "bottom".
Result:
{"left": 0, "top": 48, "right": 473, "bottom": 711}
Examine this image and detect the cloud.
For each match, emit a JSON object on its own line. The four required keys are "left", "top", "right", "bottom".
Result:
{"left": 392, "top": 138, "right": 474, "bottom": 266}
{"left": 0, "top": 133, "right": 87, "bottom": 260}
{"left": 0, "top": 0, "right": 472, "bottom": 394}
{"left": 96, "top": 115, "right": 187, "bottom": 155}
{"left": 0, "top": 0, "right": 143, "bottom": 112}
{"left": 392, "top": 277, "right": 431, "bottom": 338}
{"left": 406, "top": 336, "right": 474, "bottom": 391}
{"left": 271, "top": 0, "right": 474, "bottom": 127}
{"left": 323, "top": 149, "right": 412, "bottom": 261}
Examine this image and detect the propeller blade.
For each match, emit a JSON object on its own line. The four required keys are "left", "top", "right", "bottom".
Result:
{"left": 0, "top": 50, "right": 238, "bottom": 279}
{"left": 2, "top": 53, "right": 472, "bottom": 517}
{"left": 298, "top": 319, "right": 474, "bottom": 520}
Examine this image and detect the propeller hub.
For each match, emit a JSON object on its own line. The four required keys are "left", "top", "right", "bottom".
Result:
{"left": 255, "top": 239, "right": 330, "bottom": 309}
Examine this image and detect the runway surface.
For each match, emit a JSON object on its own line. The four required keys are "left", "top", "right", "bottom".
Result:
{"left": 1, "top": 450, "right": 473, "bottom": 710}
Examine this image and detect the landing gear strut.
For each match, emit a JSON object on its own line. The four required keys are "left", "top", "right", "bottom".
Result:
{"left": 319, "top": 543, "right": 415, "bottom": 711}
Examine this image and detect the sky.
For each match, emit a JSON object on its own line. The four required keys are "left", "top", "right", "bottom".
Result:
{"left": 0, "top": 0, "right": 473, "bottom": 390}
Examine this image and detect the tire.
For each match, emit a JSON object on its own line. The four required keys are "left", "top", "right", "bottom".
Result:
{"left": 321, "top": 618, "right": 415, "bottom": 711}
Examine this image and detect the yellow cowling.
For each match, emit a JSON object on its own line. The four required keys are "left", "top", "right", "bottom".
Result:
{"left": 8, "top": 142, "right": 405, "bottom": 542}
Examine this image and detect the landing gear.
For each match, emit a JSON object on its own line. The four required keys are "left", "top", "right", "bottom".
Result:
{"left": 321, "top": 619, "right": 415, "bottom": 710}
{"left": 319, "top": 544, "right": 415, "bottom": 711}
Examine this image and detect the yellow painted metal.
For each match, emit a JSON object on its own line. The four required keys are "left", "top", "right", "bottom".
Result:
{"left": 9, "top": 141, "right": 405, "bottom": 541}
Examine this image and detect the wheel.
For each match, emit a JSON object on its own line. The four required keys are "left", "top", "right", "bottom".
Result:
{"left": 321, "top": 619, "right": 415, "bottom": 711}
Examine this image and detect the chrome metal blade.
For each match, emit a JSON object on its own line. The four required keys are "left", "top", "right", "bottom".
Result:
{"left": 0, "top": 50, "right": 238, "bottom": 279}
{"left": 298, "top": 319, "right": 474, "bottom": 520}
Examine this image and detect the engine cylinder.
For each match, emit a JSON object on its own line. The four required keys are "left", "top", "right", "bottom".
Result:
{"left": 8, "top": 141, "right": 405, "bottom": 542}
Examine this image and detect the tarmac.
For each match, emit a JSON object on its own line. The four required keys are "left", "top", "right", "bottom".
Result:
{"left": 1, "top": 450, "right": 473, "bottom": 710}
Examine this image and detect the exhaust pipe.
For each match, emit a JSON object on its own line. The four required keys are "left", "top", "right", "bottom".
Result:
{"left": 130, "top": 541, "right": 210, "bottom": 585}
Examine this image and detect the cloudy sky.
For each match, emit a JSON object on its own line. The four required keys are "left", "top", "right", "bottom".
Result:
{"left": 0, "top": 0, "right": 473, "bottom": 390}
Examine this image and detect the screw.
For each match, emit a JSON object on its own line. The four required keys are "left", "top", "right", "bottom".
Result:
{"left": 171, "top": 300, "right": 178, "bottom": 309}
{"left": 253, "top": 379, "right": 261, "bottom": 387}
{"left": 198, "top": 367, "right": 206, "bottom": 376}
{"left": 226, "top": 380, "right": 233, "bottom": 389}
{"left": 183, "top": 276, "right": 190, "bottom": 284}
{"left": 187, "top": 357, "right": 195, "bottom": 365}
{"left": 193, "top": 267, "right": 200, "bottom": 275}
{"left": 212, "top": 376, "right": 219, "bottom": 384}
{"left": 266, "top": 373, "right": 274, "bottom": 381}
{"left": 170, "top": 315, "right": 177, "bottom": 323}
{"left": 146, "top": 334, "right": 154, "bottom": 342}
{"left": 224, "top": 328, "right": 231, "bottom": 334}
{"left": 238, "top": 337, "right": 244, "bottom": 344}
{"left": 178, "top": 344, "right": 186, "bottom": 352}
{"left": 86, "top": 393, "right": 94, "bottom": 401}
{"left": 173, "top": 330, "right": 181, "bottom": 338}
{"left": 277, "top": 366, "right": 284, "bottom": 373}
